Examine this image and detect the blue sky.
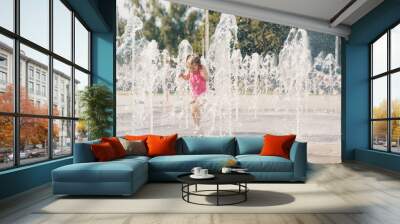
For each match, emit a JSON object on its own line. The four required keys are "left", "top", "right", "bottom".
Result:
{"left": 0, "top": 0, "right": 88, "bottom": 70}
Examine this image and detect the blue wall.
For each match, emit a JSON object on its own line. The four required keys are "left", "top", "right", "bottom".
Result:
{"left": 0, "top": 158, "right": 72, "bottom": 199}
{"left": 91, "top": 0, "right": 116, "bottom": 135}
{"left": 344, "top": 0, "right": 400, "bottom": 170}
{"left": 92, "top": 32, "right": 115, "bottom": 136}
{"left": 0, "top": 0, "right": 116, "bottom": 200}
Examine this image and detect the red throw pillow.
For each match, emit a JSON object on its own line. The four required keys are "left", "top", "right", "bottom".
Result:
{"left": 101, "top": 137, "right": 127, "bottom": 158}
{"left": 125, "top": 135, "right": 148, "bottom": 141}
{"left": 260, "top": 134, "right": 296, "bottom": 159}
{"left": 91, "top": 142, "right": 117, "bottom": 161}
{"left": 146, "top": 134, "right": 178, "bottom": 157}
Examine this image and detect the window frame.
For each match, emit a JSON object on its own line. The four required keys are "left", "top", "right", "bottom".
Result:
{"left": 0, "top": 53, "right": 7, "bottom": 87}
{"left": 0, "top": 0, "right": 92, "bottom": 171}
{"left": 370, "top": 21, "right": 400, "bottom": 154}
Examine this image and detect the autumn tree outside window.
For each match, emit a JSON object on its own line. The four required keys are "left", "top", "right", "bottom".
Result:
{"left": 0, "top": 0, "right": 91, "bottom": 170}
{"left": 370, "top": 23, "right": 400, "bottom": 153}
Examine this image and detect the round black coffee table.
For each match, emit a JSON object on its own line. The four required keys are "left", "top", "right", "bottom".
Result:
{"left": 177, "top": 173, "right": 255, "bottom": 206}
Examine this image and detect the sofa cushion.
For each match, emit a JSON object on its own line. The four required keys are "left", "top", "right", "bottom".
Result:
{"left": 149, "top": 154, "right": 235, "bottom": 172}
{"left": 147, "top": 134, "right": 178, "bottom": 157}
{"left": 179, "top": 136, "right": 235, "bottom": 155}
{"left": 91, "top": 142, "right": 118, "bottom": 161}
{"left": 236, "top": 136, "right": 263, "bottom": 155}
{"left": 125, "top": 135, "right": 148, "bottom": 141}
{"left": 260, "top": 134, "right": 296, "bottom": 159}
{"left": 53, "top": 158, "right": 147, "bottom": 183}
{"left": 119, "top": 138, "right": 147, "bottom": 156}
{"left": 236, "top": 155, "right": 293, "bottom": 172}
{"left": 101, "top": 137, "right": 127, "bottom": 158}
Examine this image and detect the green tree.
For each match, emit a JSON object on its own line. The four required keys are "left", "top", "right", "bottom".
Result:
{"left": 236, "top": 17, "right": 290, "bottom": 56}
{"left": 122, "top": 0, "right": 333, "bottom": 59}
{"left": 191, "top": 10, "right": 220, "bottom": 55}
{"left": 79, "top": 84, "right": 114, "bottom": 140}
{"left": 129, "top": 0, "right": 202, "bottom": 56}
{"left": 372, "top": 100, "right": 388, "bottom": 140}
{"left": 159, "top": 3, "right": 201, "bottom": 56}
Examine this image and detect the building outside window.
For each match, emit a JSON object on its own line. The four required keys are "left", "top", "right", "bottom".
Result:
{"left": 0, "top": 0, "right": 91, "bottom": 170}
{"left": 0, "top": 54, "right": 7, "bottom": 67}
{"left": 0, "top": 71, "right": 6, "bottom": 86}
{"left": 54, "top": 89, "right": 58, "bottom": 104}
{"left": 35, "top": 70, "right": 40, "bottom": 81}
{"left": 41, "top": 85, "right": 46, "bottom": 97}
{"left": 0, "top": 54, "right": 7, "bottom": 89}
{"left": 28, "top": 81, "right": 34, "bottom": 94}
{"left": 28, "top": 66, "right": 34, "bottom": 80}
{"left": 36, "top": 83, "right": 40, "bottom": 95}
{"left": 41, "top": 73, "right": 46, "bottom": 83}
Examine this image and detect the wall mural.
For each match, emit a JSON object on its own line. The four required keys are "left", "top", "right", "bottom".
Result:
{"left": 116, "top": 0, "right": 342, "bottom": 163}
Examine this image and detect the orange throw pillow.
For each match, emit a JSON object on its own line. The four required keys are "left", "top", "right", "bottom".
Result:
{"left": 260, "top": 134, "right": 296, "bottom": 159}
{"left": 125, "top": 135, "right": 148, "bottom": 141}
{"left": 101, "top": 137, "right": 127, "bottom": 158}
{"left": 146, "top": 134, "right": 178, "bottom": 157}
{"left": 91, "top": 142, "right": 117, "bottom": 161}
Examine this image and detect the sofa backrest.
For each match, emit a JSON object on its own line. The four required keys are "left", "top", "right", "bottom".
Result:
{"left": 73, "top": 139, "right": 100, "bottom": 163}
{"left": 73, "top": 136, "right": 267, "bottom": 162}
{"left": 235, "top": 135, "right": 263, "bottom": 155}
{"left": 177, "top": 136, "right": 236, "bottom": 155}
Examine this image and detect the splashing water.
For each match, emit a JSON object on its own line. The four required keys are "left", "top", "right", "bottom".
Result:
{"left": 116, "top": 11, "right": 341, "bottom": 141}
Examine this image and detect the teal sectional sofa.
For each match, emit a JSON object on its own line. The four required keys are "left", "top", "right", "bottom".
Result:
{"left": 52, "top": 136, "right": 307, "bottom": 196}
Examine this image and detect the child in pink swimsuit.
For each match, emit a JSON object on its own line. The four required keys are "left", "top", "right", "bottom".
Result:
{"left": 189, "top": 69, "right": 207, "bottom": 98}
{"left": 179, "top": 55, "right": 208, "bottom": 130}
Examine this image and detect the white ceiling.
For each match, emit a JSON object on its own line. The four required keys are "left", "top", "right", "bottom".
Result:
{"left": 168, "top": 0, "right": 384, "bottom": 37}
{"left": 226, "top": 0, "right": 352, "bottom": 23}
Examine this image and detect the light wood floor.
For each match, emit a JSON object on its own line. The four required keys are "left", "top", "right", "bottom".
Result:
{"left": 1, "top": 162, "right": 400, "bottom": 224}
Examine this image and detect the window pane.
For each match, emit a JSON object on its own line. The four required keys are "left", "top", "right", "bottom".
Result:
{"left": 20, "top": 0, "right": 49, "bottom": 49}
{"left": 0, "top": 116, "right": 13, "bottom": 170}
{"left": 75, "top": 120, "right": 88, "bottom": 143}
{"left": 53, "top": 0, "right": 72, "bottom": 60}
{"left": 74, "top": 69, "right": 89, "bottom": 118}
{"left": 372, "top": 121, "right": 388, "bottom": 151}
{"left": 53, "top": 59, "right": 72, "bottom": 117}
{"left": 391, "top": 72, "right": 400, "bottom": 118}
{"left": 20, "top": 117, "right": 49, "bottom": 165}
{"left": 20, "top": 44, "right": 49, "bottom": 115}
{"left": 75, "top": 18, "right": 89, "bottom": 69}
{"left": 0, "top": 35, "right": 14, "bottom": 112}
{"left": 53, "top": 119, "right": 72, "bottom": 157}
{"left": 372, "top": 33, "right": 387, "bottom": 76}
{"left": 391, "top": 24, "right": 400, "bottom": 70}
{"left": 391, "top": 120, "right": 400, "bottom": 153}
{"left": 0, "top": 0, "right": 14, "bottom": 31}
{"left": 372, "top": 77, "right": 387, "bottom": 119}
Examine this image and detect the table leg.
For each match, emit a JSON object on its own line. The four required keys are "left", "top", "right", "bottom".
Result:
{"left": 187, "top": 184, "right": 190, "bottom": 202}
{"left": 217, "top": 184, "right": 219, "bottom": 206}
{"left": 245, "top": 183, "right": 247, "bottom": 201}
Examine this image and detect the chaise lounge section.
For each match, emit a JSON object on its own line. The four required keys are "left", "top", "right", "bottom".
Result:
{"left": 52, "top": 140, "right": 149, "bottom": 196}
{"left": 52, "top": 136, "right": 307, "bottom": 196}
